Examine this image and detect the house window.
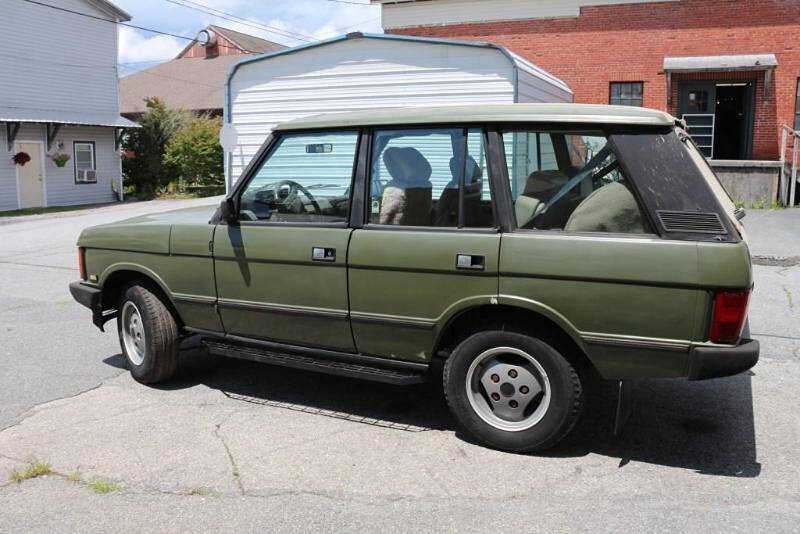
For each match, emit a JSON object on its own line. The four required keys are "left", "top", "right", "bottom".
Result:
{"left": 74, "top": 142, "right": 96, "bottom": 184}
{"left": 610, "top": 82, "right": 644, "bottom": 107}
{"left": 795, "top": 79, "right": 800, "bottom": 130}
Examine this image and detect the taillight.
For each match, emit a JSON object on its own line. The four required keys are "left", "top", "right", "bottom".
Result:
{"left": 78, "top": 247, "right": 86, "bottom": 280}
{"left": 709, "top": 289, "right": 750, "bottom": 344}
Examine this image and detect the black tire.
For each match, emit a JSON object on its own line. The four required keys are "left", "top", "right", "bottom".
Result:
{"left": 443, "top": 331, "right": 583, "bottom": 453}
{"left": 117, "top": 283, "right": 179, "bottom": 384}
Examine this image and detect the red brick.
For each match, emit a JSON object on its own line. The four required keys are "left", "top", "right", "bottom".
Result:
{"left": 390, "top": 0, "right": 800, "bottom": 160}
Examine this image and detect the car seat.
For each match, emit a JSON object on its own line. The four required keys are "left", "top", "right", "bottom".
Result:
{"left": 564, "top": 181, "right": 648, "bottom": 233}
{"left": 379, "top": 147, "right": 433, "bottom": 226}
{"left": 434, "top": 156, "right": 483, "bottom": 227}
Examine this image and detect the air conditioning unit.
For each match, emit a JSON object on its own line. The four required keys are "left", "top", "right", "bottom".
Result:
{"left": 78, "top": 170, "right": 97, "bottom": 183}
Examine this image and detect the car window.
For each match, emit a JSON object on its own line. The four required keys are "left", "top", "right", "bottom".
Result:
{"left": 368, "top": 128, "right": 494, "bottom": 228}
{"left": 238, "top": 131, "right": 358, "bottom": 223}
{"left": 502, "top": 130, "right": 652, "bottom": 234}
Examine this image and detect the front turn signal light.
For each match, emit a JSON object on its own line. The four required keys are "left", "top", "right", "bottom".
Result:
{"left": 78, "top": 247, "right": 86, "bottom": 280}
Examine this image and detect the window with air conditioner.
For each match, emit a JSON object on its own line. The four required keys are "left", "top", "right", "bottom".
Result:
{"left": 74, "top": 142, "right": 97, "bottom": 183}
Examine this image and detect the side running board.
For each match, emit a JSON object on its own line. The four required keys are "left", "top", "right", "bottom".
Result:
{"left": 203, "top": 339, "right": 427, "bottom": 385}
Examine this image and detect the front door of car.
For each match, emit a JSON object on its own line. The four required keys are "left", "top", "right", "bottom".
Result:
{"left": 347, "top": 127, "right": 501, "bottom": 363}
{"left": 213, "top": 130, "right": 359, "bottom": 351}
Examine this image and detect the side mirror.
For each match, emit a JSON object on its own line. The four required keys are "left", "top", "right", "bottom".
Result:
{"left": 219, "top": 197, "right": 238, "bottom": 224}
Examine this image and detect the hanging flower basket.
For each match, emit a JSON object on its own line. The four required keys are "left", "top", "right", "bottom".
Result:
{"left": 13, "top": 151, "right": 31, "bottom": 166}
{"left": 49, "top": 152, "right": 71, "bottom": 167}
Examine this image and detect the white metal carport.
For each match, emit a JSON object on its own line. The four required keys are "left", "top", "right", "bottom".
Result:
{"left": 222, "top": 32, "right": 573, "bottom": 190}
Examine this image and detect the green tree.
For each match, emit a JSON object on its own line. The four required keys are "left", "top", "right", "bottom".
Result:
{"left": 164, "top": 115, "right": 224, "bottom": 194}
{"left": 122, "top": 97, "right": 190, "bottom": 197}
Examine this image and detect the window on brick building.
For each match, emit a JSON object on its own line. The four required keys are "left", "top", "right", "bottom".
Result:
{"left": 610, "top": 82, "right": 644, "bottom": 107}
{"left": 795, "top": 79, "right": 800, "bottom": 130}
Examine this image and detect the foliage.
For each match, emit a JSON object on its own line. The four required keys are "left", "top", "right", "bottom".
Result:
{"left": 164, "top": 115, "right": 224, "bottom": 194}
{"left": 87, "top": 478, "right": 121, "bottom": 494}
{"left": 9, "top": 461, "right": 52, "bottom": 483}
{"left": 122, "top": 97, "right": 191, "bottom": 198}
{"left": 12, "top": 151, "right": 31, "bottom": 166}
{"left": 49, "top": 152, "right": 71, "bottom": 167}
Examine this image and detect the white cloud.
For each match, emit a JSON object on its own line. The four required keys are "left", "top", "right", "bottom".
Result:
{"left": 118, "top": 26, "right": 186, "bottom": 65}
{"left": 114, "top": 0, "right": 383, "bottom": 71}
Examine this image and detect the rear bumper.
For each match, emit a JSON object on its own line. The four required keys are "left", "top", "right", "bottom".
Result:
{"left": 687, "top": 338, "right": 759, "bottom": 380}
{"left": 69, "top": 281, "right": 113, "bottom": 330}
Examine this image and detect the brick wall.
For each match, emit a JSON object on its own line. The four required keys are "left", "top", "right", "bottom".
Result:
{"left": 390, "top": 0, "right": 800, "bottom": 160}
{"left": 180, "top": 33, "right": 245, "bottom": 59}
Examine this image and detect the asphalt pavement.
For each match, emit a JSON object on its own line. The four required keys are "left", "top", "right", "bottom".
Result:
{"left": 0, "top": 202, "right": 798, "bottom": 533}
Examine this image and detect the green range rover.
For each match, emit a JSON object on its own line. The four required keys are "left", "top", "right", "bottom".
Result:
{"left": 70, "top": 104, "right": 758, "bottom": 452}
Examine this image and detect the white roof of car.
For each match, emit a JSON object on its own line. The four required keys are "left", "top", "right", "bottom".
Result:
{"left": 274, "top": 104, "right": 676, "bottom": 131}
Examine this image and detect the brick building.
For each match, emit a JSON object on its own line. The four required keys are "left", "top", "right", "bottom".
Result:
{"left": 372, "top": 0, "right": 800, "bottom": 202}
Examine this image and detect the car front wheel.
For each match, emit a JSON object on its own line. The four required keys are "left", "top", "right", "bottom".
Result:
{"left": 443, "top": 331, "right": 583, "bottom": 452}
{"left": 117, "top": 283, "right": 179, "bottom": 384}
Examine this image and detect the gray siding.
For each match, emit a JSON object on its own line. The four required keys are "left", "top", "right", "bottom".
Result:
{"left": 1, "top": 125, "right": 119, "bottom": 210}
{"left": 0, "top": 0, "right": 121, "bottom": 116}
{"left": 44, "top": 126, "right": 119, "bottom": 207}
{"left": 0, "top": 128, "right": 19, "bottom": 211}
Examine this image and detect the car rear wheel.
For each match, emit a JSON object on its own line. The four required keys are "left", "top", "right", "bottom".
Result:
{"left": 117, "top": 283, "right": 179, "bottom": 384}
{"left": 443, "top": 331, "right": 583, "bottom": 452}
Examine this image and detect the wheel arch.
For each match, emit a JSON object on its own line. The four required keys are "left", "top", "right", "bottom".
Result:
{"left": 434, "top": 299, "right": 594, "bottom": 375}
{"left": 99, "top": 264, "right": 184, "bottom": 328}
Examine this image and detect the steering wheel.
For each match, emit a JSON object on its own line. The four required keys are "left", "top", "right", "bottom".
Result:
{"left": 273, "top": 180, "right": 322, "bottom": 215}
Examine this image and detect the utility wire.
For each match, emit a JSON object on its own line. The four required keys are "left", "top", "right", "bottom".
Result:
{"left": 17, "top": 0, "right": 252, "bottom": 52}
{"left": 163, "top": 0, "right": 314, "bottom": 43}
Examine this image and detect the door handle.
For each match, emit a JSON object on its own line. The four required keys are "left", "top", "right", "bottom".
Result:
{"left": 456, "top": 254, "right": 485, "bottom": 271}
{"left": 312, "top": 247, "right": 336, "bottom": 262}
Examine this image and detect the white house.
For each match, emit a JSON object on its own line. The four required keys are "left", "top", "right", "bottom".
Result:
{"left": 222, "top": 33, "right": 573, "bottom": 190}
{"left": 0, "top": 0, "right": 137, "bottom": 212}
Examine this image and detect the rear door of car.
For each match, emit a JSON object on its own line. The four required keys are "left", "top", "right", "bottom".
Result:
{"left": 347, "top": 126, "right": 502, "bottom": 363}
{"left": 213, "top": 130, "right": 359, "bottom": 351}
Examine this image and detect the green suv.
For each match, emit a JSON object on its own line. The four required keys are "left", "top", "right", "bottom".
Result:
{"left": 70, "top": 104, "right": 758, "bottom": 452}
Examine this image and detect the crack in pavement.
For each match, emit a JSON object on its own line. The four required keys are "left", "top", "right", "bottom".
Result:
{"left": 214, "top": 421, "right": 245, "bottom": 496}
{"left": 0, "top": 374, "right": 123, "bottom": 433}
{"left": 0, "top": 260, "right": 76, "bottom": 272}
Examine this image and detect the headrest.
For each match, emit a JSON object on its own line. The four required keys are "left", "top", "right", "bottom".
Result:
{"left": 383, "top": 147, "right": 432, "bottom": 188}
{"left": 524, "top": 169, "right": 569, "bottom": 195}
{"left": 446, "top": 156, "right": 482, "bottom": 189}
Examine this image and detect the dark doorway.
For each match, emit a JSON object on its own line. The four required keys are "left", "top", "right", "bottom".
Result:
{"left": 714, "top": 83, "right": 753, "bottom": 160}
{"left": 679, "top": 80, "right": 754, "bottom": 160}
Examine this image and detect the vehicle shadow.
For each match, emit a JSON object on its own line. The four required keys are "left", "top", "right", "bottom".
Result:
{"left": 102, "top": 342, "right": 760, "bottom": 477}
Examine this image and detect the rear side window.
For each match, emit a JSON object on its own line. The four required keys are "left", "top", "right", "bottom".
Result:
{"left": 368, "top": 128, "right": 494, "bottom": 228}
{"left": 238, "top": 131, "right": 358, "bottom": 223}
{"left": 501, "top": 130, "right": 652, "bottom": 234}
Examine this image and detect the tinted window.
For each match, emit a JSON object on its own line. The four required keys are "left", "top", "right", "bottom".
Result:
{"left": 238, "top": 131, "right": 358, "bottom": 223}
{"left": 610, "top": 82, "right": 643, "bottom": 107}
{"left": 502, "top": 130, "right": 652, "bottom": 234}
{"left": 369, "top": 128, "right": 493, "bottom": 228}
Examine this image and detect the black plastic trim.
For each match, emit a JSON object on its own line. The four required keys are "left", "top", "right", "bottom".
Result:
{"left": 216, "top": 298, "right": 349, "bottom": 320}
{"left": 198, "top": 331, "right": 429, "bottom": 373}
{"left": 688, "top": 339, "right": 759, "bottom": 380}
{"left": 349, "top": 313, "right": 436, "bottom": 331}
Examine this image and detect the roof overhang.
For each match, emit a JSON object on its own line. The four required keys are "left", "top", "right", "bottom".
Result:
{"left": 0, "top": 108, "right": 139, "bottom": 128}
{"left": 84, "top": 0, "right": 131, "bottom": 21}
{"left": 663, "top": 54, "right": 778, "bottom": 73}
{"left": 663, "top": 54, "right": 778, "bottom": 103}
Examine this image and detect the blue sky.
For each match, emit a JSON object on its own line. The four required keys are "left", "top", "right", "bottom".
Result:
{"left": 114, "top": 0, "right": 382, "bottom": 74}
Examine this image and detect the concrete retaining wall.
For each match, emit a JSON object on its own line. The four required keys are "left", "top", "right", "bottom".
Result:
{"left": 710, "top": 160, "right": 781, "bottom": 206}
